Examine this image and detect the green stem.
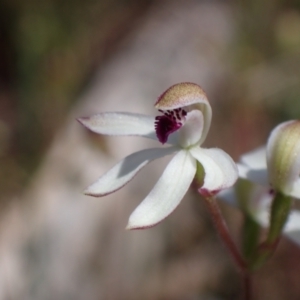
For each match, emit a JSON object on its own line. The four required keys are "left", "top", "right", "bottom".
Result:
{"left": 242, "top": 215, "right": 261, "bottom": 261}
{"left": 250, "top": 191, "right": 292, "bottom": 269}
{"left": 267, "top": 191, "right": 292, "bottom": 244}
{"left": 243, "top": 273, "right": 252, "bottom": 300}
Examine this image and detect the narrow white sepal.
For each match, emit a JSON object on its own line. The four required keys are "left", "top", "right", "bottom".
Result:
{"left": 78, "top": 112, "right": 157, "bottom": 140}
{"left": 84, "top": 147, "right": 177, "bottom": 197}
{"left": 127, "top": 150, "right": 196, "bottom": 229}
{"left": 190, "top": 147, "right": 238, "bottom": 195}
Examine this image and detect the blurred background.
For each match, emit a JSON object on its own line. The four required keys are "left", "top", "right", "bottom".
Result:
{"left": 1, "top": 0, "right": 300, "bottom": 299}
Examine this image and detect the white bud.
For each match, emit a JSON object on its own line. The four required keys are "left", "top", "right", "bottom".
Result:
{"left": 267, "top": 120, "right": 300, "bottom": 195}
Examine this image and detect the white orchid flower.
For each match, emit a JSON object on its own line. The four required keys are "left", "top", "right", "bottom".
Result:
{"left": 78, "top": 82, "right": 238, "bottom": 229}
{"left": 238, "top": 120, "right": 300, "bottom": 198}
{"left": 220, "top": 120, "right": 300, "bottom": 245}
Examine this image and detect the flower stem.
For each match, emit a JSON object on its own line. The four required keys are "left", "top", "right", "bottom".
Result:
{"left": 203, "top": 196, "right": 251, "bottom": 299}
{"left": 250, "top": 192, "right": 292, "bottom": 269}
{"left": 204, "top": 196, "right": 247, "bottom": 272}
{"left": 242, "top": 272, "right": 252, "bottom": 300}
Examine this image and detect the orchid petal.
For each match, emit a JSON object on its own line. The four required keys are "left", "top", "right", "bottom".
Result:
{"left": 190, "top": 147, "right": 238, "bottom": 196}
{"left": 78, "top": 112, "right": 157, "bottom": 140}
{"left": 237, "top": 163, "right": 269, "bottom": 186}
{"left": 283, "top": 211, "right": 300, "bottom": 246}
{"left": 290, "top": 178, "right": 300, "bottom": 198}
{"left": 177, "top": 110, "right": 204, "bottom": 148}
{"left": 84, "top": 147, "right": 177, "bottom": 197}
{"left": 240, "top": 146, "right": 267, "bottom": 169}
{"left": 237, "top": 147, "right": 269, "bottom": 186}
{"left": 127, "top": 150, "right": 196, "bottom": 229}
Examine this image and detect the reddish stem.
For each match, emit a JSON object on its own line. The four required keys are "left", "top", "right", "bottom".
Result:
{"left": 204, "top": 196, "right": 251, "bottom": 300}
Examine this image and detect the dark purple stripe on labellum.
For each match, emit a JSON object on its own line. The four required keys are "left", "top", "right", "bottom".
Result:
{"left": 154, "top": 108, "right": 187, "bottom": 144}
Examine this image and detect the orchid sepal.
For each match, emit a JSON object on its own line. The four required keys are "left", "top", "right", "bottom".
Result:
{"left": 84, "top": 147, "right": 177, "bottom": 197}
{"left": 78, "top": 112, "right": 157, "bottom": 140}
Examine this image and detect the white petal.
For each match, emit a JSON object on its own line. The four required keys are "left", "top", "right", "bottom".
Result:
{"left": 283, "top": 210, "right": 300, "bottom": 232}
{"left": 237, "top": 163, "right": 269, "bottom": 186}
{"left": 127, "top": 150, "right": 196, "bottom": 229}
{"left": 177, "top": 110, "right": 204, "bottom": 148}
{"left": 190, "top": 147, "right": 238, "bottom": 196}
{"left": 237, "top": 163, "right": 251, "bottom": 179}
{"left": 85, "top": 147, "right": 177, "bottom": 196}
{"left": 290, "top": 178, "right": 300, "bottom": 198}
{"left": 237, "top": 147, "right": 269, "bottom": 186}
{"left": 250, "top": 190, "right": 273, "bottom": 227}
{"left": 78, "top": 112, "right": 157, "bottom": 140}
{"left": 283, "top": 211, "right": 300, "bottom": 246}
{"left": 240, "top": 146, "right": 267, "bottom": 169}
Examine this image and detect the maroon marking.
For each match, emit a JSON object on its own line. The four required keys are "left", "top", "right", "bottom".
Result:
{"left": 154, "top": 108, "right": 187, "bottom": 144}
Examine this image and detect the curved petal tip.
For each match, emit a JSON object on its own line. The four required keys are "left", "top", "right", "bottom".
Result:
{"left": 190, "top": 147, "right": 238, "bottom": 196}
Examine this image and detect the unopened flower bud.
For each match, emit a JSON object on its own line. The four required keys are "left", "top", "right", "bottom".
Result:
{"left": 267, "top": 120, "right": 300, "bottom": 195}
